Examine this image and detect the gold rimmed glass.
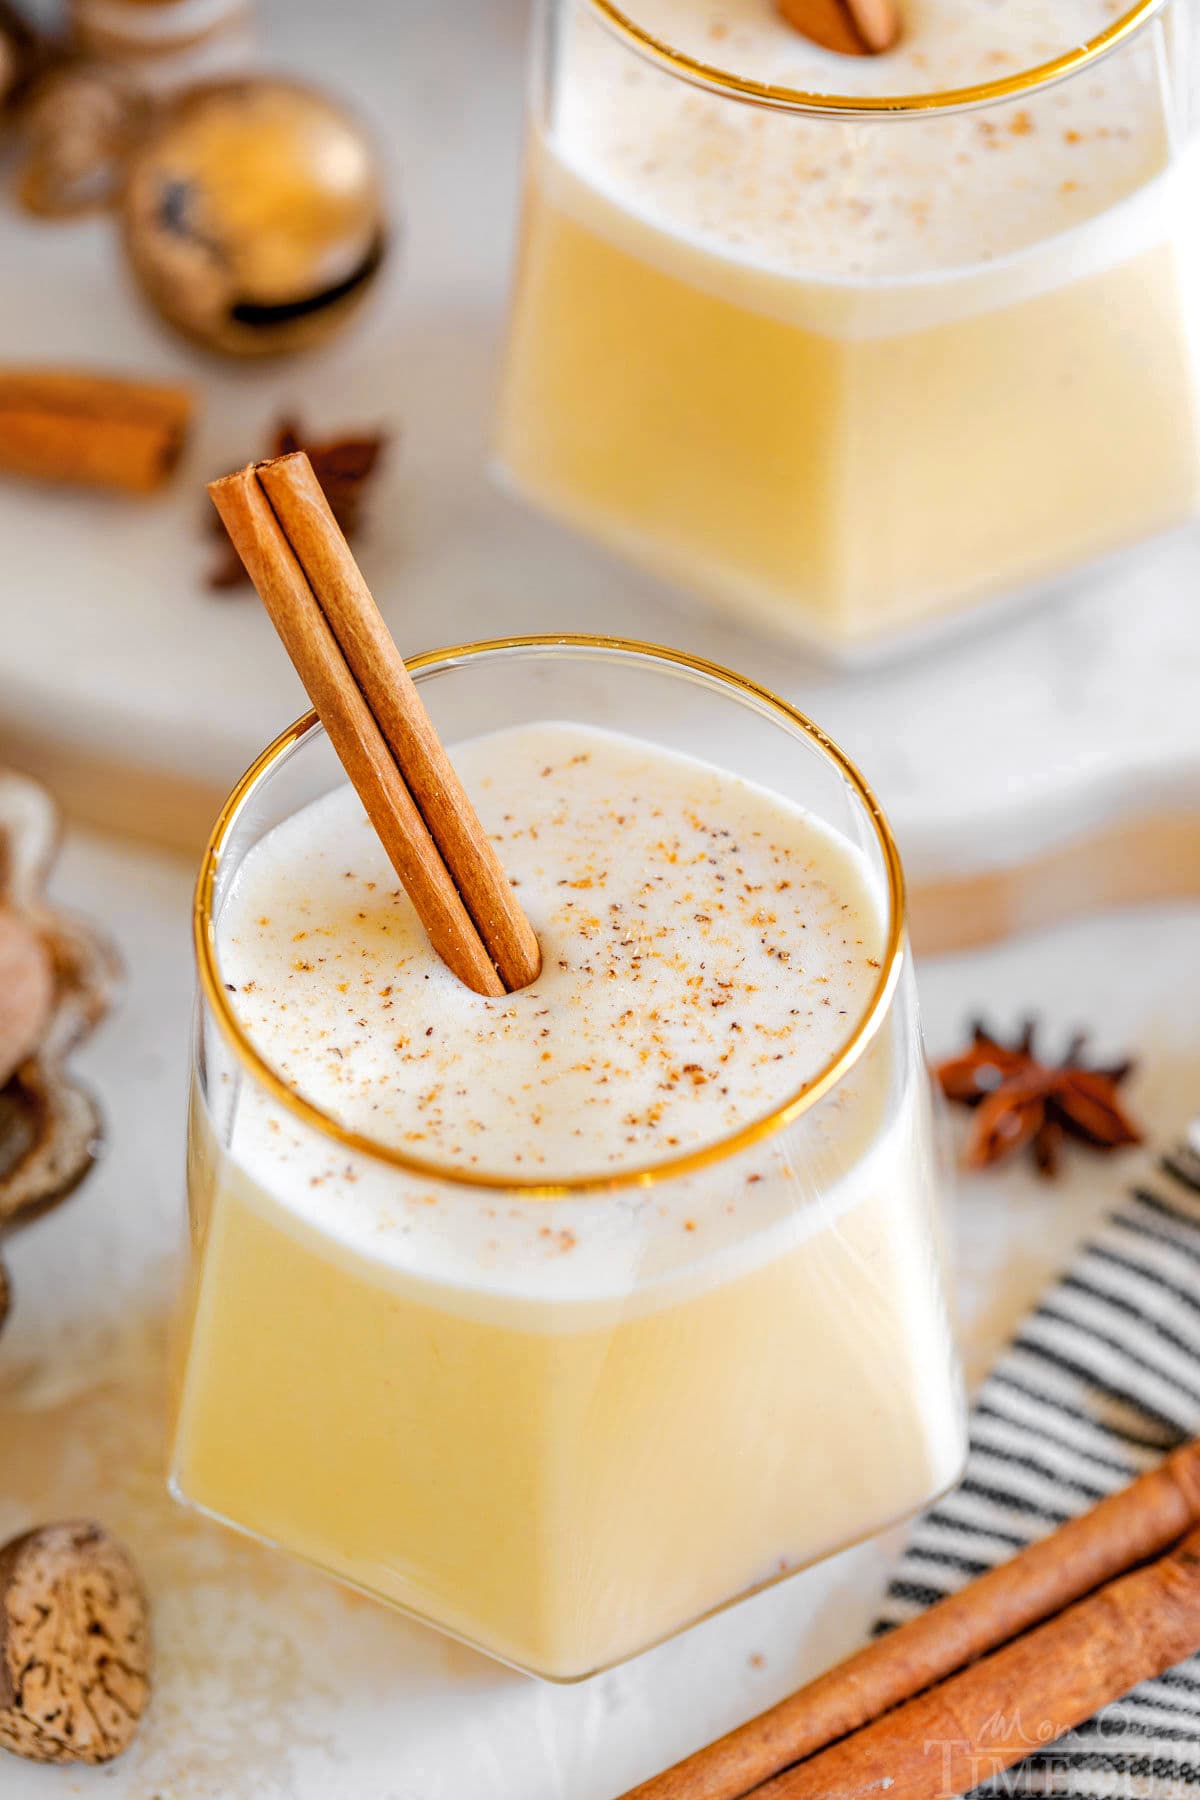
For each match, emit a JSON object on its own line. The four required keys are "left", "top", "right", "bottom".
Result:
{"left": 585, "top": 0, "right": 1169, "bottom": 114}
{"left": 173, "top": 637, "right": 965, "bottom": 1679}
{"left": 496, "top": 1, "right": 1200, "bottom": 659}
{"left": 193, "top": 637, "right": 906, "bottom": 1192}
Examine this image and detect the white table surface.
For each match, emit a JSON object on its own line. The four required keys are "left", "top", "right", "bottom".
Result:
{"left": 3, "top": 822, "right": 1198, "bottom": 1800}
{"left": 3, "top": 3, "right": 1200, "bottom": 1790}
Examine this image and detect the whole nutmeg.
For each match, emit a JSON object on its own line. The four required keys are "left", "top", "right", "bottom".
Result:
{"left": 0, "top": 36, "right": 12, "bottom": 110}
{"left": 70, "top": 0, "right": 254, "bottom": 88}
{"left": 0, "top": 1521, "right": 150, "bottom": 1764}
{"left": 0, "top": 0, "right": 41, "bottom": 114}
{"left": 120, "top": 76, "right": 389, "bottom": 357}
{"left": 15, "top": 60, "right": 150, "bottom": 217}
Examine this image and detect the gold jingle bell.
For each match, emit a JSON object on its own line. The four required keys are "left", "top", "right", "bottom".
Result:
{"left": 120, "top": 77, "right": 388, "bottom": 357}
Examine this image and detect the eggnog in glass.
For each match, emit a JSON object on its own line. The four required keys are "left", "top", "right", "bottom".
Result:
{"left": 172, "top": 638, "right": 965, "bottom": 1679}
{"left": 496, "top": 0, "right": 1200, "bottom": 656}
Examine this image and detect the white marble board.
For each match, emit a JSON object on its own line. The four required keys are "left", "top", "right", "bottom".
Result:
{"left": 0, "top": 0, "right": 1198, "bottom": 944}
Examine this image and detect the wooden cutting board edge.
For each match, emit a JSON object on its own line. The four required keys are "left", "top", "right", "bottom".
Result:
{"left": 5, "top": 722, "right": 1199, "bottom": 956}
{"left": 908, "top": 809, "right": 1200, "bottom": 953}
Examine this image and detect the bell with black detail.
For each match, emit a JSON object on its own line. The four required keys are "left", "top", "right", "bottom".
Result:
{"left": 119, "top": 76, "right": 389, "bottom": 357}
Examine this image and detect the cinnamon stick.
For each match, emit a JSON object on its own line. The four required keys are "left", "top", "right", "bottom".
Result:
{"left": 775, "top": 0, "right": 899, "bottom": 55}
{"left": 623, "top": 1441, "right": 1200, "bottom": 1800}
{"left": 0, "top": 369, "right": 192, "bottom": 494}
{"left": 755, "top": 1522, "right": 1200, "bottom": 1800}
{"left": 208, "top": 458, "right": 538, "bottom": 997}
{"left": 255, "top": 453, "right": 541, "bottom": 993}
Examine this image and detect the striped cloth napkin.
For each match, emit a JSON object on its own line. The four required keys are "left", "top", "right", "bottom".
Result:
{"left": 875, "top": 1136, "right": 1200, "bottom": 1798}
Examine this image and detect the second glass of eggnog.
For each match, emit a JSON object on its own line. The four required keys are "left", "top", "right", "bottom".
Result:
{"left": 496, "top": 1, "right": 1200, "bottom": 656}
{"left": 172, "top": 637, "right": 965, "bottom": 1679}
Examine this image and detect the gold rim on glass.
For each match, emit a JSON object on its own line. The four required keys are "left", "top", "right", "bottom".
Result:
{"left": 194, "top": 635, "right": 907, "bottom": 1196}
{"left": 584, "top": 0, "right": 1168, "bottom": 117}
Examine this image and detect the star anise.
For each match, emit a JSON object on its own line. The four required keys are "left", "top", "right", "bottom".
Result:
{"left": 934, "top": 1019, "right": 1143, "bottom": 1179}
{"left": 208, "top": 415, "right": 387, "bottom": 589}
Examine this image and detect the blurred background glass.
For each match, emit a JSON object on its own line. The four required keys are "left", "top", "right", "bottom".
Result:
{"left": 496, "top": 0, "right": 1200, "bottom": 659}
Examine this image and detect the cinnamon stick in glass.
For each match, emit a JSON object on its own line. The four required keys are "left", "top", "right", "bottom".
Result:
{"left": 254, "top": 452, "right": 541, "bottom": 994}
{"left": 623, "top": 1441, "right": 1200, "bottom": 1800}
{"left": 208, "top": 456, "right": 539, "bottom": 997}
{"left": 775, "top": 0, "right": 900, "bottom": 56}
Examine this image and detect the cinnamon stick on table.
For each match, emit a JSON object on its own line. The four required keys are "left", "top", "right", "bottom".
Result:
{"left": 0, "top": 369, "right": 193, "bottom": 493}
{"left": 623, "top": 1441, "right": 1200, "bottom": 1800}
{"left": 757, "top": 1522, "right": 1200, "bottom": 1800}
{"left": 208, "top": 454, "right": 541, "bottom": 998}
